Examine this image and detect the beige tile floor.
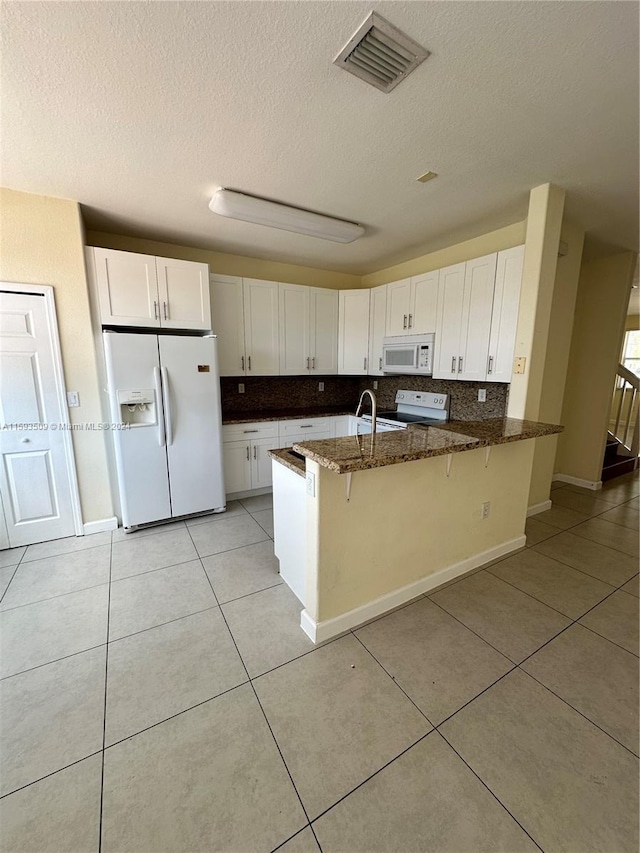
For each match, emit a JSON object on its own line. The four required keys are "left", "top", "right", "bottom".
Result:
{"left": 0, "top": 477, "right": 638, "bottom": 852}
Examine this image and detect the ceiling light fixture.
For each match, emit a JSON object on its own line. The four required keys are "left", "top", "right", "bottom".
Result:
{"left": 209, "top": 189, "right": 365, "bottom": 243}
{"left": 416, "top": 171, "right": 437, "bottom": 183}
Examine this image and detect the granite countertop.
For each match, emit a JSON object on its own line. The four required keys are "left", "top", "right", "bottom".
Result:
{"left": 222, "top": 405, "right": 354, "bottom": 425}
{"left": 287, "top": 417, "right": 563, "bottom": 475}
{"left": 269, "top": 447, "right": 306, "bottom": 477}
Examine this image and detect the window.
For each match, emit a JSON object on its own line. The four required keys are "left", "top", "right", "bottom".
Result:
{"left": 622, "top": 329, "right": 640, "bottom": 378}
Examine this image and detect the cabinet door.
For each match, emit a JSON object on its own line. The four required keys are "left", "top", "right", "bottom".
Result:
{"left": 93, "top": 248, "right": 159, "bottom": 327}
{"left": 368, "top": 284, "right": 388, "bottom": 375}
{"left": 156, "top": 258, "right": 211, "bottom": 330}
{"left": 433, "top": 263, "right": 466, "bottom": 379}
{"left": 338, "top": 290, "right": 371, "bottom": 375}
{"left": 458, "top": 253, "right": 497, "bottom": 382}
{"left": 310, "top": 287, "right": 338, "bottom": 375}
{"left": 243, "top": 279, "right": 280, "bottom": 375}
{"left": 222, "top": 440, "right": 251, "bottom": 494}
{"left": 279, "top": 283, "right": 310, "bottom": 375}
{"left": 487, "top": 246, "right": 525, "bottom": 383}
{"left": 385, "top": 279, "right": 411, "bottom": 336}
{"left": 251, "top": 436, "right": 279, "bottom": 489}
{"left": 210, "top": 274, "right": 246, "bottom": 376}
{"left": 410, "top": 271, "right": 439, "bottom": 333}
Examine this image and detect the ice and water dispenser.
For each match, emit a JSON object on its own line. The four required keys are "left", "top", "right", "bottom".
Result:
{"left": 117, "top": 389, "right": 158, "bottom": 427}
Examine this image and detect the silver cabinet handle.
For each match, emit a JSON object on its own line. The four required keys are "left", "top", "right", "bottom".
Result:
{"left": 243, "top": 429, "right": 259, "bottom": 434}
{"left": 241, "top": 356, "right": 245, "bottom": 371}
{"left": 248, "top": 356, "right": 251, "bottom": 370}
{"left": 246, "top": 446, "right": 250, "bottom": 460}
{"left": 253, "top": 446, "right": 257, "bottom": 459}
{"left": 403, "top": 314, "right": 408, "bottom": 329}
{"left": 451, "top": 356, "right": 456, "bottom": 374}
{"left": 312, "top": 357, "right": 316, "bottom": 369}
{"left": 363, "top": 357, "right": 367, "bottom": 371}
{"left": 306, "top": 357, "right": 310, "bottom": 369}
{"left": 163, "top": 301, "right": 168, "bottom": 320}
{"left": 488, "top": 355, "right": 494, "bottom": 374}
{"left": 153, "top": 301, "right": 159, "bottom": 320}
{"left": 408, "top": 313, "right": 413, "bottom": 328}
{"left": 458, "top": 357, "right": 463, "bottom": 373}
{"left": 300, "top": 424, "right": 314, "bottom": 428}
{"left": 379, "top": 357, "right": 382, "bottom": 370}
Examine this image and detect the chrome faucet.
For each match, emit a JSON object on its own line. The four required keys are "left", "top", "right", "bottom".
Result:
{"left": 355, "top": 389, "right": 377, "bottom": 434}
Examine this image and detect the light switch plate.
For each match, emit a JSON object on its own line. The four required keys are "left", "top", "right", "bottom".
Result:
{"left": 318, "top": 382, "right": 324, "bottom": 391}
{"left": 238, "top": 383, "right": 245, "bottom": 394}
{"left": 478, "top": 389, "right": 486, "bottom": 402}
{"left": 66, "top": 391, "right": 80, "bottom": 407}
{"left": 514, "top": 357, "right": 526, "bottom": 374}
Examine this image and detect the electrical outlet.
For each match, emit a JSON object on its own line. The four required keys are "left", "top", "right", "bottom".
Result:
{"left": 514, "top": 356, "right": 526, "bottom": 374}
{"left": 318, "top": 381, "right": 324, "bottom": 391}
{"left": 478, "top": 388, "right": 486, "bottom": 402}
{"left": 373, "top": 380, "right": 378, "bottom": 390}
{"left": 306, "top": 471, "right": 316, "bottom": 497}
{"left": 481, "top": 501, "right": 490, "bottom": 520}
{"left": 66, "top": 391, "right": 80, "bottom": 407}
{"left": 238, "top": 383, "right": 245, "bottom": 394}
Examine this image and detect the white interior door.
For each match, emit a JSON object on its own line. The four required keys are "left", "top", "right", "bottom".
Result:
{"left": 0, "top": 290, "right": 77, "bottom": 547}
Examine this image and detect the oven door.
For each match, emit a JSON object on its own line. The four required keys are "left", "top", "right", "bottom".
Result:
{"left": 382, "top": 342, "right": 419, "bottom": 374}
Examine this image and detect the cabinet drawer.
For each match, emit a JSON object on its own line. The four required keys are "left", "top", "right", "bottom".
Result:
{"left": 279, "top": 417, "right": 334, "bottom": 436}
{"left": 222, "top": 421, "right": 279, "bottom": 442}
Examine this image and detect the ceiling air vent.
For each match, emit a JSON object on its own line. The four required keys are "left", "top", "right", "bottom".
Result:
{"left": 334, "top": 12, "right": 429, "bottom": 93}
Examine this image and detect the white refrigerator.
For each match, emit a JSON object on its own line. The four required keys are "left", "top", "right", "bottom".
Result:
{"left": 103, "top": 332, "right": 225, "bottom": 528}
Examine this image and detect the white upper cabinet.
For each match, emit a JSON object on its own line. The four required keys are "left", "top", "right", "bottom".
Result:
{"left": 487, "top": 245, "right": 525, "bottom": 383}
{"left": 210, "top": 274, "right": 246, "bottom": 376}
{"left": 93, "top": 247, "right": 211, "bottom": 330}
{"left": 279, "top": 283, "right": 311, "bottom": 375}
{"left": 410, "top": 271, "right": 439, "bottom": 334}
{"left": 309, "top": 287, "right": 338, "bottom": 375}
{"left": 94, "top": 248, "right": 159, "bottom": 328}
{"left": 279, "top": 284, "right": 338, "bottom": 375}
{"left": 385, "top": 278, "right": 412, "bottom": 336}
{"left": 156, "top": 257, "right": 210, "bottom": 330}
{"left": 368, "top": 284, "right": 388, "bottom": 375}
{"left": 433, "top": 263, "right": 466, "bottom": 379}
{"left": 243, "top": 279, "right": 280, "bottom": 375}
{"left": 385, "top": 273, "right": 438, "bottom": 337}
{"left": 458, "top": 253, "right": 497, "bottom": 381}
{"left": 338, "top": 289, "right": 371, "bottom": 375}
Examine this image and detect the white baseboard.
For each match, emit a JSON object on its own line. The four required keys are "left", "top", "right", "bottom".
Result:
{"left": 527, "top": 499, "right": 552, "bottom": 517}
{"left": 300, "top": 535, "right": 527, "bottom": 644}
{"left": 83, "top": 517, "right": 118, "bottom": 535}
{"left": 552, "top": 474, "right": 602, "bottom": 491}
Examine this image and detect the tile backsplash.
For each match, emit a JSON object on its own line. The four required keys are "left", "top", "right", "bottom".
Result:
{"left": 359, "top": 376, "right": 509, "bottom": 420}
{"left": 221, "top": 374, "right": 508, "bottom": 421}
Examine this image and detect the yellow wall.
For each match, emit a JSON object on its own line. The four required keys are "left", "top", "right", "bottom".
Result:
{"left": 86, "top": 231, "right": 361, "bottom": 290}
{"left": 528, "top": 217, "right": 585, "bottom": 505}
{"left": 360, "top": 221, "right": 526, "bottom": 287}
{"left": 555, "top": 251, "right": 637, "bottom": 484}
{"left": 0, "top": 188, "right": 112, "bottom": 522}
{"left": 306, "top": 439, "right": 535, "bottom": 624}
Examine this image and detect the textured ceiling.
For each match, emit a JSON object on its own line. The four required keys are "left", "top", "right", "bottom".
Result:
{"left": 1, "top": 1, "right": 638, "bottom": 274}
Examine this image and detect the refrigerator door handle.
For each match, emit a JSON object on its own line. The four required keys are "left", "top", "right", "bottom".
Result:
{"left": 154, "top": 366, "right": 166, "bottom": 447}
{"left": 161, "top": 366, "right": 174, "bottom": 446}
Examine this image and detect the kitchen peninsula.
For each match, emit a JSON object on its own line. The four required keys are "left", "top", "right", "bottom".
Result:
{"left": 271, "top": 418, "right": 563, "bottom": 643}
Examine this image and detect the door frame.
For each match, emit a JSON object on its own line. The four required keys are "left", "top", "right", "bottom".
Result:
{"left": 0, "top": 281, "right": 84, "bottom": 537}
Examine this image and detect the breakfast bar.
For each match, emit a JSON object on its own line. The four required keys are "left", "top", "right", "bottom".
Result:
{"left": 271, "top": 418, "right": 563, "bottom": 642}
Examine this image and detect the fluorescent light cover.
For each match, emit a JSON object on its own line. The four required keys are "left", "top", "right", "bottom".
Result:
{"left": 209, "top": 189, "right": 365, "bottom": 243}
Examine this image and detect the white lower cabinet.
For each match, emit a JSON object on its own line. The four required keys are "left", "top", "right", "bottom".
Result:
{"left": 222, "top": 422, "right": 279, "bottom": 494}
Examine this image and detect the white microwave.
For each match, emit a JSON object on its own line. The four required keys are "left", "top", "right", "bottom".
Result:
{"left": 382, "top": 334, "right": 434, "bottom": 375}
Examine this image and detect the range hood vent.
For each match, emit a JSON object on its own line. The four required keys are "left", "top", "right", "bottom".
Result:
{"left": 334, "top": 12, "right": 429, "bottom": 93}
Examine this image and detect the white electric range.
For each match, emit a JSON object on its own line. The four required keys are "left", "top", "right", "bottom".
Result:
{"left": 358, "top": 389, "right": 450, "bottom": 433}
